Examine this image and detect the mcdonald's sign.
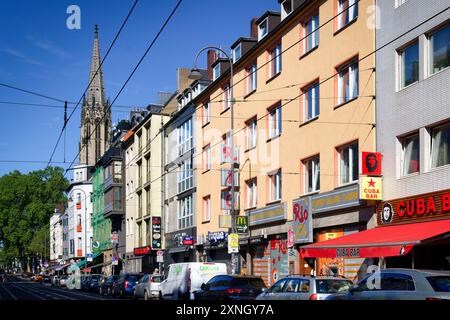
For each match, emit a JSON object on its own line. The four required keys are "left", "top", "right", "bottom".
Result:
{"left": 235, "top": 216, "right": 249, "bottom": 234}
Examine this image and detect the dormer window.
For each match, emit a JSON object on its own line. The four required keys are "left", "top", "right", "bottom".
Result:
{"left": 233, "top": 44, "right": 242, "bottom": 63}
{"left": 281, "top": 0, "right": 293, "bottom": 20}
{"left": 213, "top": 64, "right": 220, "bottom": 81}
{"left": 258, "top": 18, "right": 268, "bottom": 40}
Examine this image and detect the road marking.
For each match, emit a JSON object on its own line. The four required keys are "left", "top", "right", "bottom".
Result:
{"left": 8, "top": 281, "right": 45, "bottom": 300}
{"left": 1, "top": 283, "right": 18, "bottom": 300}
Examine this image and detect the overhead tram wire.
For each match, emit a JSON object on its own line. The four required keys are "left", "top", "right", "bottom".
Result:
{"left": 46, "top": 0, "right": 140, "bottom": 168}
{"left": 140, "top": 5, "right": 450, "bottom": 189}
{"left": 63, "top": 0, "right": 184, "bottom": 178}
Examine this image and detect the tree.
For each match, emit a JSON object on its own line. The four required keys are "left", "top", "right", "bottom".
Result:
{"left": 0, "top": 167, "right": 69, "bottom": 270}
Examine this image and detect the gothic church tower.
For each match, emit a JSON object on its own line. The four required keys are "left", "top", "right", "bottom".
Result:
{"left": 79, "top": 25, "right": 112, "bottom": 166}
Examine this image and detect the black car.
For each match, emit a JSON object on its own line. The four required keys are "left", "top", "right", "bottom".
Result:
{"left": 112, "top": 273, "right": 144, "bottom": 298}
{"left": 88, "top": 274, "right": 103, "bottom": 292}
{"left": 99, "top": 275, "right": 118, "bottom": 295}
{"left": 194, "top": 275, "right": 267, "bottom": 300}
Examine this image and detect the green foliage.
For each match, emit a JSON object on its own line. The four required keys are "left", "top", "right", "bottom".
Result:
{"left": 0, "top": 167, "right": 69, "bottom": 263}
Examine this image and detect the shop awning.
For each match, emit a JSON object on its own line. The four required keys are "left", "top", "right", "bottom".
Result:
{"left": 300, "top": 219, "right": 450, "bottom": 258}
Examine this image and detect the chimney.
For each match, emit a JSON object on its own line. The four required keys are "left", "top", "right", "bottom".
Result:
{"left": 207, "top": 49, "right": 219, "bottom": 81}
{"left": 250, "top": 17, "right": 258, "bottom": 38}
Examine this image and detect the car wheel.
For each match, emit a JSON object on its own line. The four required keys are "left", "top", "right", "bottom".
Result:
{"left": 144, "top": 291, "right": 149, "bottom": 301}
{"left": 158, "top": 291, "right": 163, "bottom": 300}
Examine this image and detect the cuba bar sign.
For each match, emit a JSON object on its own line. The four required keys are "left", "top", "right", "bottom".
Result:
{"left": 377, "top": 189, "right": 450, "bottom": 225}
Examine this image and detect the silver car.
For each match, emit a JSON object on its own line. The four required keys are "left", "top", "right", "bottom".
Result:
{"left": 327, "top": 268, "right": 450, "bottom": 300}
{"left": 256, "top": 275, "right": 353, "bottom": 300}
{"left": 134, "top": 274, "right": 163, "bottom": 300}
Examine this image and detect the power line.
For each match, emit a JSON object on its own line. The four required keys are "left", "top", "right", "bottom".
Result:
{"left": 46, "top": 0, "right": 140, "bottom": 168}
{"left": 0, "top": 83, "right": 68, "bottom": 103}
{"left": 63, "top": 0, "right": 184, "bottom": 178}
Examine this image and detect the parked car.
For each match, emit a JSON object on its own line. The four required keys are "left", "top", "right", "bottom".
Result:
{"left": 88, "top": 274, "right": 103, "bottom": 292}
{"left": 194, "top": 275, "right": 267, "bottom": 300}
{"left": 134, "top": 274, "right": 163, "bottom": 300}
{"left": 58, "top": 275, "right": 69, "bottom": 287}
{"left": 113, "top": 273, "right": 144, "bottom": 298}
{"left": 160, "top": 262, "right": 228, "bottom": 300}
{"left": 256, "top": 275, "right": 353, "bottom": 300}
{"left": 43, "top": 275, "right": 51, "bottom": 283}
{"left": 326, "top": 269, "right": 450, "bottom": 300}
{"left": 33, "top": 274, "right": 43, "bottom": 282}
{"left": 99, "top": 275, "right": 118, "bottom": 295}
{"left": 80, "top": 274, "right": 89, "bottom": 290}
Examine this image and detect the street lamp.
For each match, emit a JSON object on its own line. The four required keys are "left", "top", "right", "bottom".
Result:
{"left": 189, "top": 46, "right": 238, "bottom": 274}
{"left": 68, "top": 188, "right": 89, "bottom": 272}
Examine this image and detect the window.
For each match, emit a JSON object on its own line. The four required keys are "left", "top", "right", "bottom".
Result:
{"left": 428, "top": 24, "right": 450, "bottom": 75}
{"left": 337, "top": 142, "right": 358, "bottom": 185}
{"left": 268, "top": 279, "right": 287, "bottom": 293}
{"left": 399, "top": 41, "right": 419, "bottom": 88}
{"left": 268, "top": 170, "right": 282, "bottom": 202}
{"left": 178, "top": 159, "right": 193, "bottom": 193}
{"left": 178, "top": 195, "right": 193, "bottom": 229}
{"left": 302, "top": 81, "right": 320, "bottom": 121}
{"left": 203, "top": 195, "right": 211, "bottom": 222}
{"left": 178, "top": 118, "right": 193, "bottom": 156}
{"left": 213, "top": 64, "right": 220, "bottom": 81}
{"left": 268, "top": 105, "right": 282, "bottom": 139}
{"left": 337, "top": 59, "right": 358, "bottom": 105}
{"left": 268, "top": 43, "right": 282, "bottom": 79}
{"left": 246, "top": 178, "right": 257, "bottom": 208}
{"left": 203, "top": 144, "right": 211, "bottom": 171}
{"left": 69, "top": 240, "right": 74, "bottom": 254}
{"left": 431, "top": 122, "right": 450, "bottom": 168}
{"left": 337, "top": 0, "right": 358, "bottom": 30}
{"left": 222, "top": 85, "right": 231, "bottom": 112}
{"left": 246, "top": 63, "right": 257, "bottom": 94}
{"left": 281, "top": 0, "right": 293, "bottom": 20}
{"left": 77, "top": 237, "right": 82, "bottom": 251}
{"left": 233, "top": 44, "right": 241, "bottom": 63}
{"left": 303, "top": 155, "right": 320, "bottom": 193}
{"left": 380, "top": 273, "right": 415, "bottom": 291}
{"left": 203, "top": 101, "right": 210, "bottom": 125}
{"left": 304, "top": 14, "right": 319, "bottom": 53}
{"left": 285, "top": 279, "right": 301, "bottom": 292}
{"left": 401, "top": 134, "right": 420, "bottom": 175}
{"left": 246, "top": 118, "right": 257, "bottom": 150}
{"left": 258, "top": 18, "right": 268, "bottom": 40}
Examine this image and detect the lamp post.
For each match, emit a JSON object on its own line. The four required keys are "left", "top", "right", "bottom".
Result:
{"left": 69, "top": 188, "right": 89, "bottom": 272}
{"left": 189, "top": 46, "right": 238, "bottom": 274}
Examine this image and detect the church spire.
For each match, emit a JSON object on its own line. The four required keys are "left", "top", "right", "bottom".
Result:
{"left": 88, "top": 24, "right": 105, "bottom": 107}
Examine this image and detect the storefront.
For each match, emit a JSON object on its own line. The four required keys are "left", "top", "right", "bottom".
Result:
{"left": 123, "top": 245, "right": 158, "bottom": 274}
{"left": 296, "top": 184, "right": 377, "bottom": 281}
{"left": 243, "top": 202, "right": 291, "bottom": 287}
{"left": 165, "top": 227, "right": 197, "bottom": 265}
{"left": 299, "top": 189, "right": 450, "bottom": 274}
{"left": 198, "top": 231, "right": 230, "bottom": 266}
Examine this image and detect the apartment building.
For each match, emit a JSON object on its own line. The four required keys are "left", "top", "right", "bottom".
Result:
{"left": 49, "top": 205, "right": 65, "bottom": 264}
{"left": 374, "top": 0, "right": 450, "bottom": 269}
{"left": 192, "top": 0, "right": 377, "bottom": 285}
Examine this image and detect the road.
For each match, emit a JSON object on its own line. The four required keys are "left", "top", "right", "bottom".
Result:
{"left": 0, "top": 276, "right": 118, "bottom": 301}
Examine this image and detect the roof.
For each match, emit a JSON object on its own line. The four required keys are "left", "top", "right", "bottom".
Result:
{"left": 120, "top": 129, "right": 134, "bottom": 143}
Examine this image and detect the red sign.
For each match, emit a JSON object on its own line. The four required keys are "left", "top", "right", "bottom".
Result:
{"left": 182, "top": 237, "right": 194, "bottom": 245}
{"left": 134, "top": 246, "right": 151, "bottom": 256}
{"left": 361, "top": 152, "right": 382, "bottom": 176}
{"left": 397, "top": 194, "right": 450, "bottom": 218}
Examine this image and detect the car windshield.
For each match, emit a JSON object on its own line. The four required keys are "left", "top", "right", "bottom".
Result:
{"left": 231, "top": 278, "right": 266, "bottom": 289}
{"left": 427, "top": 276, "right": 450, "bottom": 292}
{"left": 315, "top": 279, "right": 353, "bottom": 293}
{"left": 127, "top": 275, "right": 143, "bottom": 282}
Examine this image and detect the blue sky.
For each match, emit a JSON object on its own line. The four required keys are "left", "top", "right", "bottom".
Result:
{"left": 0, "top": 0, "right": 279, "bottom": 176}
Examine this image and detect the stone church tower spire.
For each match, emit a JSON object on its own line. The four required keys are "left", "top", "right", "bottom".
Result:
{"left": 79, "top": 25, "right": 112, "bottom": 166}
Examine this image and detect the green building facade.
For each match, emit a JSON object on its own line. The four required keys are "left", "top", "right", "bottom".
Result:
{"left": 92, "top": 166, "right": 111, "bottom": 254}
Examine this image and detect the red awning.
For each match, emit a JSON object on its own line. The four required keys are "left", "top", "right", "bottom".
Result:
{"left": 300, "top": 219, "right": 450, "bottom": 258}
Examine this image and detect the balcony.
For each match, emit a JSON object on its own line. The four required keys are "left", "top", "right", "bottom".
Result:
{"left": 103, "top": 174, "right": 123, "bottom": 193}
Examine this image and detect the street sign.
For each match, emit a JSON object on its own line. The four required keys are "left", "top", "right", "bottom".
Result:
{"left": 156, "top": 255, "right": 164, "bottom": 263}
{"left": 86, "top": 253, "right": 93, "bottom": 262}
{"left": 219, "top": 215, "right": 232, "bottom": 228}
{"left": 110, "top": 232, "right": 119, "bottom": 244}
{"left": 156, "top": 250, "right": 164, "bottom": 257}
{"left": 235, "top": 216, "right": 249, "bottom": 234}
{"left": 111, "top": 256, "right": 119, "bottom": 266}
{"left": 228, "top": 233, "right": 239, "bottom": 254}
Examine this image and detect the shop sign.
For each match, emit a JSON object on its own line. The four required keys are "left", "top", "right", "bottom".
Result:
{"left": 111, "top": 256, "right": 119, "bottom": 266}
{"left": 359, "top": 176, "right": 383, "bottom": 200}
{"left": 287, "top": 229, "right": 294, "bottom": 248}
{"left": 228, "top": 234, "right": 239, "bottom": 253}
{"left": 311, "top": 184, "right": 360, "bottom": 214}
{"left": 152, "top": 217, "right": 162, "bottom": 249}
{"left": 361, "top": 152, "right": 382, "bottom": 176}
{"left": 219, "top": 215, "right": 232, "bottom": 228}
{"left": 235, "top": 216, "right": 249, "bottom": 234}
{"left": 134, "top": 246, "right": 151, "bottom": 256}
{"left": 336, "top": 247, "right": 361, "bottom": 258}
{"left": 292, "top": 197, "right": 313, "bottom": 244}
{"left": 182, "top": 236, "right": 194, "bottom": 245}
{"left": 168, "top": 228, "right": 196, "bottom": 248}
{"left": 110, "top": 232, "right": 119, "bottom": 244}
{"left": 248, "top": 203, "right": 286, "bottom": 226}
{"left": 378, "top": 190, "right": 450, "bottom": 225}
{"left": 208, "top": 231, "right": 227, "bottom": 243}
{"left": 221, "top": 190, "right": 239, "bottom": 210}
{"left": 220, "top": 169, "right": 239, "bottom": 187}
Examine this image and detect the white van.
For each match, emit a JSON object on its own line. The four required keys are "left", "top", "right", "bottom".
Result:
{"left": 160, "top": 262, "right": 228, "bottom": 300}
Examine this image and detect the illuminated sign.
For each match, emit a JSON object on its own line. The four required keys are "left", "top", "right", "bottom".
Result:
{"left": 359, "top": 176, "right": 383, "bottom": 200}
{"left": 292, "top": 197, "right": 313, "bottom": 244}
